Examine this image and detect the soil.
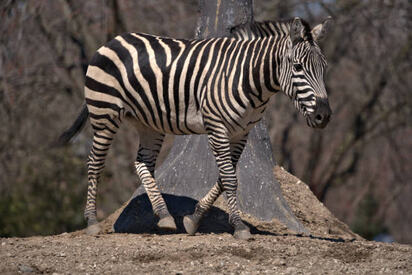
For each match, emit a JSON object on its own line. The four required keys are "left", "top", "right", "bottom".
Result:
{"left": 1, "top": 166, "right": 411, "bottom": 274}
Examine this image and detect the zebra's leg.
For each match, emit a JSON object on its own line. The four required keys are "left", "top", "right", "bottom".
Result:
{"left": 134, "top": 126, "right": 176, "bottom": 231}
{"left": 184, "top": 136, "right": 247, "bottom": 236}
{"left": 209, "top": 133, "right": 251, "bottom": 239}
{"left": 224, "top": 138, "right": 251, "bottom": 240}
{"left": 85, "top": 127, "right": 117, "bottom": 235}
{"left": 183, "top": 179, "right": 223, "bottom": 235}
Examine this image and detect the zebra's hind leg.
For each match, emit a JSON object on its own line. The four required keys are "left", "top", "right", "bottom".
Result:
{"left": 134, "top": 126, "right": 176, "bottom": 231}
{"left": 85, "top": 127, "right": 117, "bottom": 235}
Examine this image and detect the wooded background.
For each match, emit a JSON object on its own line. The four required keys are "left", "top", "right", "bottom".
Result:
{"left": 1, "top": 0, "right": 411, "bottom": 244}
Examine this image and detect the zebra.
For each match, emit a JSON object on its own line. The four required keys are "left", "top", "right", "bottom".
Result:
{"left": 59, "top": 17, "right": 332, "bottom": 240}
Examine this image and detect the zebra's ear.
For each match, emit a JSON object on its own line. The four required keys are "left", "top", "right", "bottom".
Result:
{"left": 290, "top": 17, "right": 305, "bottom": 45}
{"left": 311, "top": 16, "right": 333, "bottom": 42}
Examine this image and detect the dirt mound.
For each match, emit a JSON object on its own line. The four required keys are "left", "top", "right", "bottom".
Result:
{"left": 273, "top": 166, "right": 360, "bottom": 239}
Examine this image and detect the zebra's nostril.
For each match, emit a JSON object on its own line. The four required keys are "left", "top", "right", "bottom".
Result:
{"left": 315, "top": 114, "right": 323, "bottom": 122}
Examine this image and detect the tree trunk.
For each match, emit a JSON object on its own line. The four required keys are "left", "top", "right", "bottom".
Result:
{"left": 113, "top": 0, "right": 307, "bottom": 235}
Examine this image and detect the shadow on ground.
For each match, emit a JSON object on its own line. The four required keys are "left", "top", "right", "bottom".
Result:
{"left": 114, "top": 193, "right": 274, "bottom": 236}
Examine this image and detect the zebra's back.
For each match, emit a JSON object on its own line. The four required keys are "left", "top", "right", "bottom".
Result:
{"left": 84, "top": 32, "right": 211, "bottom": 135}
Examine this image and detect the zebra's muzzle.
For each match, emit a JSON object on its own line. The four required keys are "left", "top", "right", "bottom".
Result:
{"left": 307, "top": 98, "right": 331, "bottom": 129}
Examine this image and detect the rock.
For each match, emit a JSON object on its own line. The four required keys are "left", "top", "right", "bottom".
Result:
{"left": 18, "top": 264, "right": 34, "bottom": 273}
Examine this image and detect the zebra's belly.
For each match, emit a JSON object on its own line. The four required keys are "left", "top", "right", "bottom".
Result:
{"left": 175, "top": 106, "right": 207, "bottom": 135}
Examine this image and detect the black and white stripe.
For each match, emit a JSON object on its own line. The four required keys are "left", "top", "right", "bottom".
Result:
{"left": 61, "top": 17, "right": 332, "bottom": 238}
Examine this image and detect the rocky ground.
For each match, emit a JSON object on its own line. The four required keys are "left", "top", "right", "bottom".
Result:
{"left": 1, "top": 233, "right": 411, "bottom": 274}
{"left": 1, "top": 166, "right": 411, "bottom": 274}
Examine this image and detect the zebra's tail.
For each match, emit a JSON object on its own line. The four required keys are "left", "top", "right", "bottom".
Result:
{"left": 56, "top": 104, "right": 89, "bottom": 146}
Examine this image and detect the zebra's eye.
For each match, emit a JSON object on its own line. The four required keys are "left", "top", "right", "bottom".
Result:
{"left": 294, "top": 63, "right": 303, "bottom": 72}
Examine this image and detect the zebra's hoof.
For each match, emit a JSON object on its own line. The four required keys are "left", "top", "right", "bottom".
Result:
{"left": 234, "top": 229, "right": 252, "bottom": 240}
{"left": 157, "top": 216, "right": 177, "bottom": 231}
{"left": 86, "top": 223, "right": 101, "bottom": 235}
{"left": 183, "top": 215, "right": 199, "bottom": 235}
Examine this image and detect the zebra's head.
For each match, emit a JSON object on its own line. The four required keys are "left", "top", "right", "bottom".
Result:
{"left": 280, "top": 17, "right": 332, "bottom": 129}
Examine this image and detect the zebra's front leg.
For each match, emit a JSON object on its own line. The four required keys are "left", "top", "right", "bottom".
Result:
{"left": 184, "top": 136, "right": 248, "bottom": 237}
{"left": 134, "top": 129, "right": 176, "bottom": 231}
{"left": 183, "top": 179, "right": 223, "bottom": 235}
{"left": 208, "top": 133, "right": 251, "bottom": 240}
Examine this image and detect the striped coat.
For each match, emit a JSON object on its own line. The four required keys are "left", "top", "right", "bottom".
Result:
{"left": 60, "top": 17, "right": 332, "bottom": 239}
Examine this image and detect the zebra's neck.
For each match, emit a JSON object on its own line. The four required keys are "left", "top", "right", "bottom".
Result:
{"left": 229, "top": 21, "right": 292, "bottom": 107}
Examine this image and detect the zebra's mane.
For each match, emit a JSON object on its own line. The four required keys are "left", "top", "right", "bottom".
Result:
{"left": 230, "top": 19, "right": 313, "bottom": 42}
